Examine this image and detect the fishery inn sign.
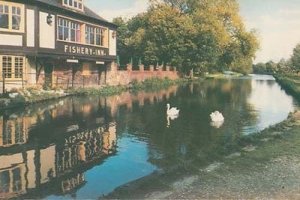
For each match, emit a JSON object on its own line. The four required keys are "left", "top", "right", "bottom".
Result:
{"left": 57, "top": 42, "right": 109, "bottom": 57}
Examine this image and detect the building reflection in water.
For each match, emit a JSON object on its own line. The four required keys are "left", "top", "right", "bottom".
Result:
{"left": 0, "top": 123, "right": 117, "bottom": 199}
{"left": 0, "top": 116, "right": 30, "bottom": 148}
{"left": 0, "top": 85, "right": 178, "bottom": 199}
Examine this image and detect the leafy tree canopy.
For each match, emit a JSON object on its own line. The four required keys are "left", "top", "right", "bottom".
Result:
{"left": 113, "top": 0, "right": 259, "bottom": 75}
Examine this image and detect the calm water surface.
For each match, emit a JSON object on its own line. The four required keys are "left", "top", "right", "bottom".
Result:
{"left": 0, "top": 75, "right": 298, "bottom": 199}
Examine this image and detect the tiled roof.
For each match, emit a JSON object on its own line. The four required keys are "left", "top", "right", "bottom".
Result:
{"left": 34, "top": 0, "right": 115, "bottom": 26}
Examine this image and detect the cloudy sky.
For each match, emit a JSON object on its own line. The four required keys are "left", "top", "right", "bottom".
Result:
{"left": 86, "top": 0, "right": 300, "bottom": 63}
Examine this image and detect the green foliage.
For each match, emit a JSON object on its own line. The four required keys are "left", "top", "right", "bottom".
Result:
{"left": 274, "top": 74, "right": 300, "bottom": 100}
{"left": 253, "top": 59, "right": 293, "bottom": 75}
{"left": 68, "top": 86, "right": 127, "bottom": 96}
{"left": 130, "top": 77, "right": 181, "bottom": 92}
{"left": 291, "top": 43, "right": 300, "bottom": 72}
{"left": 114, "top": 0, "right": 259, "bottom": 75}
{"left": 253, "top": 62, "right": 267, "bottom": 74}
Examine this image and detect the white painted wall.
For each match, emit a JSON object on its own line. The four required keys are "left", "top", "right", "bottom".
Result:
{"left": 109, "top": 30, "right": 116, "bottom": 56}
{"left": 40, "top": 145, "right": 56, "bottom": 184}
{"left": 0, "top": 34, "right": 22, "bottom": 46}
{"left": 39, "top": 12, "right": 55, "bottom": 49}
{"left": 26, "top": 9, "right": 35, "bottom": 47}
{"left": 0, "top": 153, "right": 23, "bottom": 169}
{"left": 26, "top": 150, "right": 36, "bottom": 189}
{"left": 26, "top": 58, "right": 37, "bottom": 85}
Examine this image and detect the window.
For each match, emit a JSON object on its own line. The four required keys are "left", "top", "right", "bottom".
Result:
{"left": 3, "top": 56, "right": 12, "bottom": 79}
{"left": 14, "top": 57, "right": 23, "bottom": 78}
{"left": 0, "top": 171, "right": 10, "bottom": 193}
{"left": 63, "top": 0, "right": 83, "bottom": 11}
{"left": 96, "top": 28, "right": 105, "bottom": 46}
{"left": 12, "top": 168, "right": 22, "bottom": 192}
{"left": 71, "top": 21, "right": 81, "bottom": 42}
{"left": 0, "top": 3, "right": 23, "bottom": 32}
{"left": 85, "top": 26, "right": 95, "bottom": 45}
{"left": 58, "top": 18, "right": 81, "bottom": 42}
{"left": 12, "top": 6, "right": 21, "bottom": 30}
{"left": 57, "top": 17, "right": 108, "bottom": 47}
{"left": 0, "top": 4, "right": 9, "bottom": 29}
{"left": 86, "top": 25, "right": 106, "bottom": 46}
{"left": 1, "top": 56, "right": 24, "bottom": 80}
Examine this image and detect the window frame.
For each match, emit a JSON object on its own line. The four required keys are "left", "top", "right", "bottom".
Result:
{"left": 57, "top": 16, "right": 108, "bottom": 48}
{"left": 0, "top": 2, "right": 24, "bottom": 33}
{"left": 62, "top": 0, "right": 84, "bottom": 12}
{"left": 0, "top": 55, "right": 25, "bottom": 81}
{"left": 85, "top": 25, "right": 106, "bottom": 47}
{"left": 58, "top": 18, "right": 81, "bottom": 43}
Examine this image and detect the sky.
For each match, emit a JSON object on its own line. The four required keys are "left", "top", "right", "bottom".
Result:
{"left": 85, "top": 0, "right": 300, "bottom": 63}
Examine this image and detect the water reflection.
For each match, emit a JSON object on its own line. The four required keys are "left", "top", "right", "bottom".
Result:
{"left": 166, "top": 114, "right": 178, "bottom": 128}
{"left": 0, "top": 115, "right": 29, "bottom": 147}
{"left": 0, "top": 75, "right": 297, "bottom": 199}
{"left": 210, "top": 120, "right": 224, "bottom": 128}
{"left": 0, "top": 86, "right": 177, "bottom": 199}
{"left": 0, "top": 124, "right": 117, "bottom": 199}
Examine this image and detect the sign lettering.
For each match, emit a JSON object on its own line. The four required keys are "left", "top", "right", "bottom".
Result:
{"left": 62, "top": 44, "right": 108, "bottom": 56}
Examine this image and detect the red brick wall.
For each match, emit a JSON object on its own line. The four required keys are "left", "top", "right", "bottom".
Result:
{"left": 106, "top": 64, "right": 179, "bottom": 86}
{"left": 33, "top": 62, "right": 179, "bottom": 89}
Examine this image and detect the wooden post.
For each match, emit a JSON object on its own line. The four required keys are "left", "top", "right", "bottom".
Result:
{"left": 72, "top": 69, "right": 74, "bottom": 88}
{"left": 2, "top": 72, "right": 5, "bottom": 94}
{"left": 35, "top": 57, "right": 38, "bottom": 84}
{"left": 82, "top": 76, "right": 85, "bottom": 88}
{"left": 98, "top": 68, "right": 101, "bottom": 85}
{"left": 22, "top": 71, "right": 24, "bottom": 89}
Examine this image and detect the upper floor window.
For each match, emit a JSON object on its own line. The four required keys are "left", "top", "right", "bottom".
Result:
{"left": 63, "top": 0, "right": 83, "bottom": 11}
{"left": 0, "top": 2, "right": 23, "bottom": 32}
{"left": 58, "top": 18, "right": 81, "bottom": 42}
{"left": 57, "top": 16, "right": 108, "bottom": 47}
{"left": 86, "top": 25, "right": 106, "bottom": 46}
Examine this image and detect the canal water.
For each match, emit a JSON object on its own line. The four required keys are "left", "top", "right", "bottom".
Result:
{"left": 0, "top": 75, "right": 298, "bottom": 199}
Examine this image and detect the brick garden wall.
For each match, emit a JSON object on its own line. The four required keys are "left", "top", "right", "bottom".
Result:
{"left": 6, "top": 62, "right": 179, "bottom": 92}
{"left": 106, "top": 63, "right": 179, "bottom": 86}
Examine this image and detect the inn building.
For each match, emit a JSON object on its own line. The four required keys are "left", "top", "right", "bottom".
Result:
{"left": 0, "top": 0, "right": 117, "bottom": 91}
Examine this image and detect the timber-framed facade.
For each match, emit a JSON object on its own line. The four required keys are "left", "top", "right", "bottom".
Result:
{"left": 0, "top": 0, "right": 117, "bottom": 91}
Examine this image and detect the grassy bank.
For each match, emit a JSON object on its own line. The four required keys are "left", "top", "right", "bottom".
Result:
{"left": 204, "top": 71, "right": 244, "bottom": 79}
{"left": 129, "top": 77, "right": 187, "bottom": 92}
{"left": 274, "top": 74, "right": 300, "bottom": 100}
{"left": 0, "top": 77, "right": 186, "bottom": 110}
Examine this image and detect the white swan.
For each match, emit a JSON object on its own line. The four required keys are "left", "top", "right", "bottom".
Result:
{"left": 210, "top": 111, "right": 224, "bottom": 128}
{"left": 167, "top": 103, "right": 180, "bottom": 116}
{"left": 210, "top": 111, "right": 224, "bottom": 122}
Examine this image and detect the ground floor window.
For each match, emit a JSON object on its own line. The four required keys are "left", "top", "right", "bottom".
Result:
{"left": 0, "top": 55, "right": 25, "bottom": 80}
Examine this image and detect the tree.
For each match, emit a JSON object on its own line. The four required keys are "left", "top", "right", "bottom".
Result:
{"left": 291, "top": 43, "right": 300, "bottom": 72}
{"left": 113, "top": 0, "right": 259, "bottom": 75}
{"left": 265, "top": 61, "right": 277, "bottom": 74}
{"left": 253, "top": 62, "right": 266, "bottom": 74}
{"left": 277, "top": 58, "right": 292, "bottom": 73}
{"left": 112, "top": 17, "right": 130, "bottom": 65}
